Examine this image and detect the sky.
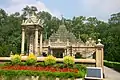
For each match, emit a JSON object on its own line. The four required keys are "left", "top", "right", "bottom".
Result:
{"left": 0, "top": 0, "right": 120, "bottom": 22}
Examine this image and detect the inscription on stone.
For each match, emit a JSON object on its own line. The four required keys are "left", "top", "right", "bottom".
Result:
{"left": 85, "top": 67, "right": 103, "bottom": 80}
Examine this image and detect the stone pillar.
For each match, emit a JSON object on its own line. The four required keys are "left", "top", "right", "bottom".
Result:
{"left": 96, "top": 39, "right": 104, "bottom": 72}
{"left": 26, "top": 35, "right": 30, "bottom": 55}
{"left": 29, "top": 35, "right": 34, "bottom": 53}
{"left": 35, "top": 28, "right": 38, "bottom": 55}
{"left": 21, "top": 28, "right": 25, "bottom": 54}
{"left": 66, "top": 39, "right": 69, "bottom": 56}
{"left": 51, "top": 50, "right": 53, "bottom": 55}
{"left": 67, "top": 39, "right": 69, "bottom": 46}
{"left": 63, "top": 52, "right": 65, "bottom": 57}
{"left": 40, "top": 32, "right": 42, "bottom": 54}
{"left": 66, "top": 47, "right": 69, "bottom": 56}
{"left": 65, "top": 49, "right": 67, "bottom": 56}
{"left": 48, "top": 46, "right": 51, "bottom": 55}
{"left": 48, "top": 39, "right": 51, "bottom": 46}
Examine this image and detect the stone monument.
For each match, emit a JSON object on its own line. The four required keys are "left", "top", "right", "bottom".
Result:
{"left": 21, "top": 6, "right": 43, "bottom": 55}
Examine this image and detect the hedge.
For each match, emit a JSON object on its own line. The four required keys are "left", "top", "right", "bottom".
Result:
{"left": 0, "top": 69, "right": 85, "bottom": 79}
{"left": 104, "top": 60, "right": 120, "bottom": 72}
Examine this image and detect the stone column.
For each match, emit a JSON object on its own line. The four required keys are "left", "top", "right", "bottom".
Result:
{"left": 96, "top": 39, "right": 104, "bottom": 72}
{"left": 29, "top": 35, "right": 34, "bottom": 53}
{"left": 21, "top": 28, "right": 25, "bottom": 54}
{"left": 51, "top": 50, "right": 53, "bottom": 55}
{"left": 66, "top": 47, "right": 69, "bottom": 56}
{"left": 40, "top": 32, "right": 42, "bottom": 54}
{"left": 66, "top": 39, "right": 69, "bottom": 56}
{"left": 64, "top": 49, "right": 66, "bottom": 56}
{"left": 63, "top": 52, "right": 64, "bottom": 57}
{"left": 48, "top": 39, "right": 51, "bottom": 46}
{"left": 26, "top": 35, "right": 30, "bottom": 55}
{"left": 35, "top": 28, "right": 38, "bottom": 55}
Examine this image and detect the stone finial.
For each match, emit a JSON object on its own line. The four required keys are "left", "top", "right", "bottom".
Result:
{"left": 61, "top": 15, "right": 65, "bottom": 24}
{"left": 98, "top": 39, "right": 101, "bottom": 43}
{"left": 61, "top": 14, "right": 63, "bottom": 19}
{"left": 96, "top": 39, "right": 104, "bottom": 47}
{"left": 31, "top": 6, "right": 37, "bottom": 16}
{"left": 10, "top": 51, "right": 13, "bottom": 57}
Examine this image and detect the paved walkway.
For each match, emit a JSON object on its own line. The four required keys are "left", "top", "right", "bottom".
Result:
{"left": 104, "top": 66, "right": 120, "bottom": 80}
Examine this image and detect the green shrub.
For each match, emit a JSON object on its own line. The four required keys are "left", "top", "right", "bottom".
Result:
{"left": 26, "top": 53, "right": 37, "bottom": 66}
{"left": 44, "top": 55, "right": 56, "bottom": 66}
{"left": 53, "top": 63, "right": 65, "bottom": 68}
{"left": 11, "top": 54, "right": 21, "bottom": 65}
{"left": 74, "top": 64, "right": 87, "bottom": 73}
{"left": 63, "top": 56, "right": 75, "bottom": 66}
{"left": 35, "top": 62, "right": 45, "bottom": 67}
{"left": 104, "top": 60, "right": 120, "bottom": 72}
{"left": 0, "top": 70, "right": 85, "bottom": 78}
{"left": 4, "top": 62, "right": 12, "bottom": 66}
{"left": 19, "top": 62, "right": 27, "bottom": 66}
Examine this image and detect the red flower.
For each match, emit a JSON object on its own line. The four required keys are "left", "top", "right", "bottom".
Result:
{"left": 1, "top": 65, "right": 78, "bottom": 73}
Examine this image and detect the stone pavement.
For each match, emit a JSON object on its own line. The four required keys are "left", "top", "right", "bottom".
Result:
{"left": 104, "top": 66, "right": 120, "bottom": 80}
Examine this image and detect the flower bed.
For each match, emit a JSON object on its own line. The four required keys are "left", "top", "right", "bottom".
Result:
{"left": 1, "top": 65, "right": 78, "bottom": 73}
{"left": 0, "top": 54, "right": 86, "bottom": 80}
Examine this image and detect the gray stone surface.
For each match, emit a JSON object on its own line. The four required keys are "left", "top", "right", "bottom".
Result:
{"left": 104, "top": 66, "right": 120, "bottom": 80}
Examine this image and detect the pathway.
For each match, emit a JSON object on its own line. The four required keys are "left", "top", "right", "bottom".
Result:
{"left": 104, "top": 66, "right": 120, "bottom": 80}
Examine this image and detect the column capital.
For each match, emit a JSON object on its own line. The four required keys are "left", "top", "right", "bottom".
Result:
{"left": 35, "top": 27, "right": 38, "bottom": 31}
{"left": 22, "top": 28, "right": 25, "bottom": 31}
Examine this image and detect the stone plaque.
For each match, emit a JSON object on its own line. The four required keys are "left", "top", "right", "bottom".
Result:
{"left": 85, "top": 67, "right": 103, "bottom": 80}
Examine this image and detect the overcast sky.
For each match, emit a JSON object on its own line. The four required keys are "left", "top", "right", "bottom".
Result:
{"left": 0, "top": 0, "right": 120, "bottom": 22}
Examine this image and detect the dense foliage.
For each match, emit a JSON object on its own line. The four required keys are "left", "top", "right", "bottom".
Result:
{"left": 44, "top": 55, "right": 56, "bottom": 66}
{"left": 104, "top": 60, "right": 120, "bottom": 72}
{"left": 11, "top": 54, "right": 21, "bottom": 65}
{"left": 26, "top": 53, "right": 37, "bottom": 65}
{"left": 63, "top": 56, "right": 74, "bottom": 66}
{"left": 0, "top": 6, "right": 120, "bottom": 62}
{"left": 0, "top": 70, "right": 84, "bottom": 79}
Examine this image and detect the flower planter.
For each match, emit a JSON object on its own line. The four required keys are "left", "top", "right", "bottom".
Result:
{"left": 0, "top": 64, "right": 86, "bottom": 80}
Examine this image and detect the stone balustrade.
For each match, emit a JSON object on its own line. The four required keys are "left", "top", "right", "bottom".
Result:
{"left": 0, "top": 56, "right": 96, "bottom": 63}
